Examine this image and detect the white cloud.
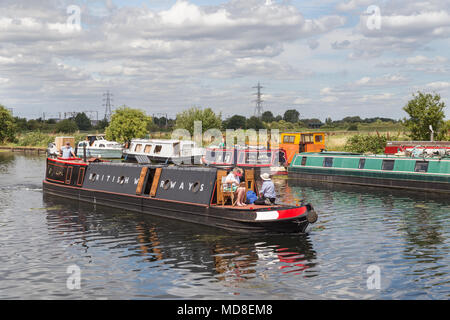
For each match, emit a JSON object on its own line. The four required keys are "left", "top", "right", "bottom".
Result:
{"left": 426, "top": 81, "right": 450, "bottom": 89}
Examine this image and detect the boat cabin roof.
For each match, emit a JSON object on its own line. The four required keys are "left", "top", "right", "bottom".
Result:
{"left": 131, "top": 139, "right": 195, "bottom": 145}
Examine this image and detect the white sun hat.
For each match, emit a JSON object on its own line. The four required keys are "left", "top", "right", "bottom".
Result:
{"left": 260, "top": 173, "right": 271, "bottom": 181}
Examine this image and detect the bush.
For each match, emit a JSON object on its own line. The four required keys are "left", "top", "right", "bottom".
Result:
{"left": 16, "top": 131, "right": 55, "bottom": 147}
{"left": 344, "top": 133, "right": 391, "bottom": 154}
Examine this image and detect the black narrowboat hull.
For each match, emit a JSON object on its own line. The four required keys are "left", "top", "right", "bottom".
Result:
{"left": 43, "top": 180, "right": 313, "bottom": 234}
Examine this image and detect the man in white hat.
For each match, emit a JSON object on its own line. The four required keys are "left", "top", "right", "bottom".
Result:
{"left": 254, "top": 172, "right": 277, "bottom": 205}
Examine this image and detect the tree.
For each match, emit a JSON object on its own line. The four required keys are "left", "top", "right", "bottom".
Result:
{"left": 261, "top": 111, "right": 275, "bottom": 123}
{"left": 0, "top": 105, "right": 17, "bottom": 144}
{"left": 74, "top": 112, "right": 92, "bottom": 131}
{"left": 247, "top": 116, "right": 265, "bottom": 130}
{"left": 105, "top": 106, "right": 151, "bottom": 144}
{"left": 225, "top": 115, "right": 247, "bottom": 130}
{"left": 55, "top": 119, "right": 78, "bottom": 134}
{"left": 283, "top": 109, "right": 300, "bottom": 123}
{"left": 175, "top": 107, "right": 222, "bottom": 135}
{"left": 403, "top": 91, "right": 446, "bottom": 141}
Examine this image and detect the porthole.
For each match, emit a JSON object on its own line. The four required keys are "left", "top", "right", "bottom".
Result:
{"left": 90, "top": 173, "right": 97, "bottom": 181}
{"left": 192, "top": 182, "right": 201, "bottom": 193}
{"left": 163, "top": 179, "right": 171, "bottom": 190}
{"left": 119, "top": 176, "right": 125, "bottom": 185}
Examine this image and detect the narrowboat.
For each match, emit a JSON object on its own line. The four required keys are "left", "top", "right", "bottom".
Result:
{"left": 123, "top": 139, "right": 205, "bottom": 164}
{"left": 385, "top": 141, "right": 450, "bottom": 155}
{"left": 202, "top": 146, "right": 288, "bottom": 175}
{"left": 43, "top": 157, "right": 318, "bottom": 233}
{"left": 289, "top": 151, "right": 450, "bottom": 193}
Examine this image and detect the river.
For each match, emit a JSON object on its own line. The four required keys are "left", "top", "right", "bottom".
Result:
{"left": 0, "top": 152, "right": 449, "bottom": 299}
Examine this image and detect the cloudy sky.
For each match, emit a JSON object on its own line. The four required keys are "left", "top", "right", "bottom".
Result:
{"left": 0, "top": 0, "right": 449, "bottom": 120}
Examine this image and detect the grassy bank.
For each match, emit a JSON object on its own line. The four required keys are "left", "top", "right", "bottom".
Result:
{"left": 2, "top": 129, "right": 411, "bottom": 152}
{"left": 2, "top": 132, "right": 95, "bottom": 148}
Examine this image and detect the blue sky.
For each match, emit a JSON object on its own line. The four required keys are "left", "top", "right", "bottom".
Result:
{"left": 0, "top": 0, "right": 449, "bottom": 121}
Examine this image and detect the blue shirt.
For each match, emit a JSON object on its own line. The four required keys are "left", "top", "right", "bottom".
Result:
{"left": 61, "top": 146, "right": 74, "bottom": 158}
{"left": 260, "top": 180, "right": 276, "bottom": 199}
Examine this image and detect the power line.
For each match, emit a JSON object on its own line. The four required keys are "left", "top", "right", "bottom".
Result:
{"left": 253, "top": 82, "right": 264, "bottom": 119}
{"left": 103, "top": 90, "right": 114, "bottom": 121}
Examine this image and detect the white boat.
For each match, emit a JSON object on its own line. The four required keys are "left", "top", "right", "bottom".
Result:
{"left": 124, "top": 139, "right": 205, "bottom": 164}
{"left": 76, "top": 135, "right": 124, "bottom": 159}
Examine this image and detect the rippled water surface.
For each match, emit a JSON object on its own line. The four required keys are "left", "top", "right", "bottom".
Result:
{"left": 0, "top": 152, "right": 449, "bottom": 299}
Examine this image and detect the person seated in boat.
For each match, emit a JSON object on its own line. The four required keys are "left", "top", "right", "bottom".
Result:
{"left": 224, "top": 167, "right": 246, "bottom": 206}
{"left": 60, "top": 142, "right": 76, "bottom": 159}
{"left": 254, "top": 173, "right": 277, "bottom": 205}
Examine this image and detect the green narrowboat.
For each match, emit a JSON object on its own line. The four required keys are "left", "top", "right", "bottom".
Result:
{"left": 289, "top": 152, "right": 450, "bottom": 194}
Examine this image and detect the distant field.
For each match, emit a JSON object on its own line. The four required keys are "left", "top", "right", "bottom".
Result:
{"left": 325, "top": 130, "right": 410, "bottom": 151}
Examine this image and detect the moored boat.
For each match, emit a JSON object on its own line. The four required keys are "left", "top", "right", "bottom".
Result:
{"left": 385, "top": 141, "right": 450, "bottom": 155}
{"left": 123, "top": 139, "right": 205, "bottom": 164}
{"left": 76, "top": 135, "right": 124, "bottom": 159}
{"left": 289, "top": 151, "right": 450, "bottom": 193}
{"left": 43, "top": 157, "right": 317, "bottom": 233}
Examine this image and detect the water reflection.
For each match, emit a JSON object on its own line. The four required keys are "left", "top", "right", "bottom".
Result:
{"left": 0, "top": 151, "right": 14, "bottom": 174}
{"left": 43, "top": 194, "right": 317, "bottom": 297}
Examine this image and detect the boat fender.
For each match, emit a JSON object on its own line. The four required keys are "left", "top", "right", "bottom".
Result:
{"left": 306, "top": 209, "right": 318, "bottom": 224}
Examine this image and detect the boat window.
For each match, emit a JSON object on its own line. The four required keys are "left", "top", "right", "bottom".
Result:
{"left": 301, "top": 156, "right": 307, "bottom": 166}
{"left": 358, "top": 158, "right": 366, "bottom": 169}
{"left": 192, "top": 182, "right": 201, "bottom": 193}
{"left": 238, "top": 151, "right": 245, "bottom": 164}
{"left": 215, "top": 151, "right": 224, "bottom": 163}
{"left": 144, "top": 145, "right": 152, "bottom": 153}
{"left": 315, "top": 135, "right": 323, "bottom": 143}
{"left": 90, "top": 173, "right": 97, "bottom": 181}
{"left": 99, "top": 144, "right": 105, "bottom": 148}
{"left": 301, "top": 134, "right": 313, "bottom": 143}
{"left": 163, "top": 179, "right": 171, "bottom": 190}
{"left": 205, "top": 150, "right": 215, "bottom": 162}
{"left": 154, "top": 145, "right": 162, "bottom": 154}
{"left": 323, "top": 157, "right": 333, "bottom": 167}
{"left": 245, "top": 152, "right": 257, "bottom": 164}
{"left": 283, "top": 135, "right": 296, "bottom": 143}
{"left": 135, "top": 144, "right": 143, "bottom": 152}
{"left": 415, "top": 161, "right": 429, "bottom": 173}
{"left": 257, "top": 152, "right": 272, "bottom": 164}
{"left": 382, "top": 160, "right": 395, "bottom": 171}
{"left": 224, "top": 152, "right": 233, "bottom": 163}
